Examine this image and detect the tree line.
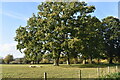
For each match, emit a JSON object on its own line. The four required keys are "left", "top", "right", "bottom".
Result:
{"left": 0, "top": 54, "right": 14, "bottom": 64}
{"left": 14, "top": 2, "right": 120, "bottom": 66}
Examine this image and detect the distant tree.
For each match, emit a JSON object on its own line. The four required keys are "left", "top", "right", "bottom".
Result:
{"left": 14, "top": 58, "right": 24, "bottom": 64}
{"left": 0, "top": 58, "right": 5, "bottom": 64}
{"left": 4, "top": 54, "right": 13, "bottom": 64}
{"left": 84, "top": 16, "right": 103, "bottom": 64}
{"left": 102, "top": 16, "right": 120, "bottom": 64}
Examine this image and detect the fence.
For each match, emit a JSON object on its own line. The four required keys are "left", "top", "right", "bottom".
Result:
{"left": 43, "top": 66, "right": 120, "bottom": 80}
{"left": 96, "top": 66, "right": 119, "bottom": 78}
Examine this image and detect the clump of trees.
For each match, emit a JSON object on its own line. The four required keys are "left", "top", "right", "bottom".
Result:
{"left": 15, "top": 1, "right": 120, "bottom": 66}
{"left": 1, "top": 54, "right": 26, "bottom": 64}
{"left": 4, "top": 54, "right": 13, "bottom": 64}
{"left": 0, "top": 58, "right": 5, "bottom": 64}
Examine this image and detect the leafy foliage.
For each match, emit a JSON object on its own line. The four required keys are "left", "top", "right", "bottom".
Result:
{"left": 15, "top": 2, "right": 120, "bottom": 65}
{"left": 4, "top": 54, "right": 13, "bottom": 64}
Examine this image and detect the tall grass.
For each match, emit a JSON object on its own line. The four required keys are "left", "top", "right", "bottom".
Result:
{"left": 99, "top": 72, "right": 120, "bottom": 80}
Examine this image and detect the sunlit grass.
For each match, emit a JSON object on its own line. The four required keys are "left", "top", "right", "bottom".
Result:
{"left": 2, "top": 64, "right": 120, "bottom": 78}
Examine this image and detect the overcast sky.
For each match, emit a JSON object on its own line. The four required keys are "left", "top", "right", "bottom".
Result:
{"left": 0, "top": 0, "right": 119, "bottom": 58}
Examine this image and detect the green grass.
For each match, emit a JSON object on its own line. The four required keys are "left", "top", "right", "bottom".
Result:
{"left": 99, "top": 72, "right": 120, "bottom": 80}
{"left": 1, "top": 64, "right": 120, "bottom": 78}
{"left": 105, "top": 72, "right": 120, "bottom": 78}
{"left": 67, "top": 63, "right": 120, "bottom": 68}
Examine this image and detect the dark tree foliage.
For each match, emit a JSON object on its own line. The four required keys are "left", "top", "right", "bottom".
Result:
{"left": 102, "top": 16, "right": 120, "bottom": 64}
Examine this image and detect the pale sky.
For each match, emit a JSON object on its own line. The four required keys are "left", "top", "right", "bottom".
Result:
{"left": 0, "top": 0, "right": 119, "bottom": 58}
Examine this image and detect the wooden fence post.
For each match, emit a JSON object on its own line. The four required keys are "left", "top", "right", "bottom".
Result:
{"left": 79, "top": 70, "right": 81, "bottom": 80}
{"left": 116, "top": 66, "right": 118, "bottom": 73}
{"left": 108, "top": 66, "right": 110, "bottom": 73}
{"left": 97, "top": 67, "right": 100, "bottom": 78}
{"left": 44, "top": 72, "right": 47, "bottom": 80}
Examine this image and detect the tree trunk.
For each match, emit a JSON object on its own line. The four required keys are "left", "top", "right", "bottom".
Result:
{"left": 108, "top": 57, "right": 113, "bottom": 64}
{"left": 82, "top": 58, "right": 87, "bottom": 64}
{"left": 67, "top": 52, "right": 70, "bottom": 65}
{"left": 116, "top": 56, "right": 120, "bottom": 63}
{"left": 118, "top": 58, "right": 120, "bottom": 63}
{"left": 74, "top": 58, "right": 78, "bottom": 64}
{"left": 37, "top": 61, "right": 39, "bottom": 64}
{"left": 28, "top": 60, "right": 31, "bottom": 64}
{"left": 33, "top": 61, "right": 34, "bottom": 64}
{"left": 53, "top": 59, "right": 59, "bottom": 66}
{"left": 67, "top": 57, "right": 70, "bottom": 65}
{"left": 74, "top": 54, "right": 78, "bottom": 64}
{"left": 53, "top": 52, "right": 60, "bottom": 66}
{"left": 7, "top": 61, "right": 9, "bottom": 64}
{"left": 118, "top": 59, "right": 120, "bottom": 63}
{"left": 53, "top": 59, "right": 58, "bottom": 66}
{"left": 89, "top": 56, "right": 92, "bottom": 64}
{"left": 97, "top": 58, "right": 100, "bottom": 64}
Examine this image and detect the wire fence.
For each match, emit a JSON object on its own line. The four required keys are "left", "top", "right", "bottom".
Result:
{"left": 43, "top": 66, "right": 120, "bottom": 80}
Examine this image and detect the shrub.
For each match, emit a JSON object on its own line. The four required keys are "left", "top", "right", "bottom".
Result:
{"left": 41, "top": 59, "right": 49, "bottom": 63}
{"left": 10, "top": 61, "right": 18, "bottom": 64}
{"left": 100, "top": 72, "right": 120, "bottom": 80}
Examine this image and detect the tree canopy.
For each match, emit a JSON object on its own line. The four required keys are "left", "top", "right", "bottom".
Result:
{"left": 4, "top": 54, "right": 13, "bottom": 64}
{"left": 15, "top": 1, "right": 120, "bottom": 65}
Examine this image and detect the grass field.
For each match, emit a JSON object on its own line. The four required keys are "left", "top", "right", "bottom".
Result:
{"left": 1, "top": 64, "right": 120, "bottom": 79}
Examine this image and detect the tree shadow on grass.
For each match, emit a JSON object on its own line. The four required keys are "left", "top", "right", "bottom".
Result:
{"left": 59, "top": 63, "right": 120, "bottom": 68}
